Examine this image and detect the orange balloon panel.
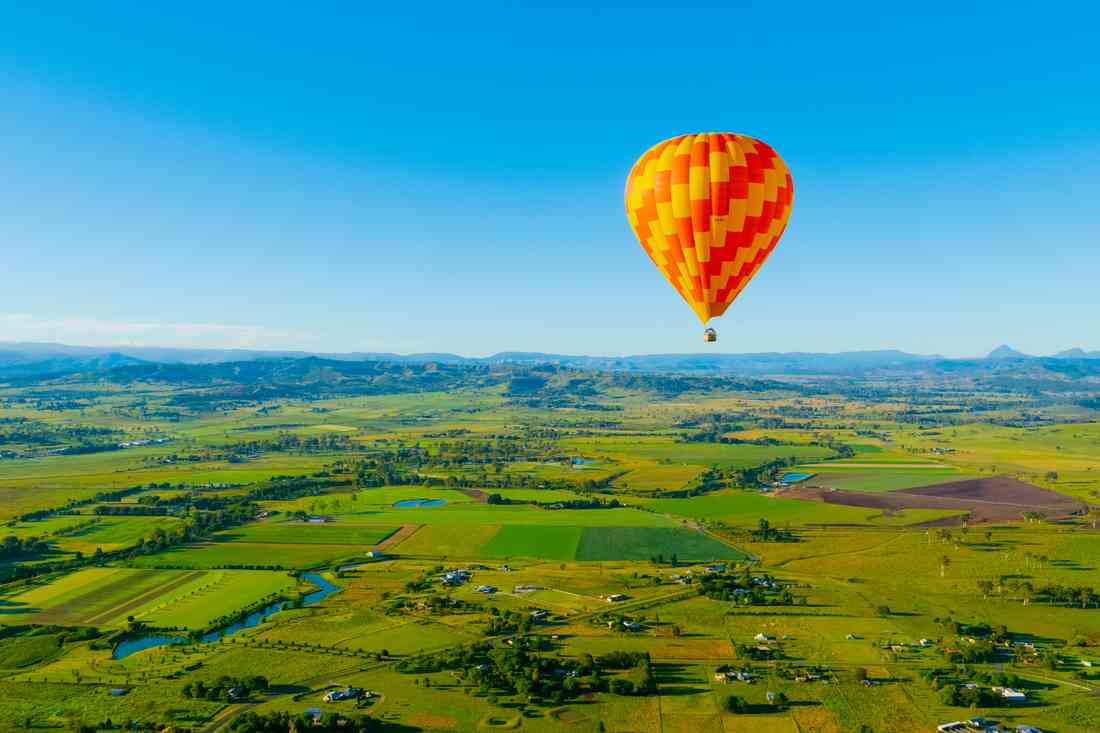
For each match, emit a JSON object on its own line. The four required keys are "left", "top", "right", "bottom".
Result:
{"left": 625, "top": 132, "right": 793, "bottom": 324}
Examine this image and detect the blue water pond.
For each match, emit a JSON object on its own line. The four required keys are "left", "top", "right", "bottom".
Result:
{"left": 393, "top": 498, "right": 447, "bottom": 508}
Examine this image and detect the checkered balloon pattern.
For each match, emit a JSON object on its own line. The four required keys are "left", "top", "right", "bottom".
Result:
{"left": 625, "top": 133, "right": 793, "bottom": 324}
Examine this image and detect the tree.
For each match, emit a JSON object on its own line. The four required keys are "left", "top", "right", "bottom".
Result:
{"left": 853, "top": 667, "right": 867, "bottom": 683}
{"left": 772, "top": 691, "right": 789, "bottom": 711}
{"left": 725, "top": 695, "right": 748, "bottom": 713}
{"left": 940, "top": 555, "right": 951, "bottom": 578}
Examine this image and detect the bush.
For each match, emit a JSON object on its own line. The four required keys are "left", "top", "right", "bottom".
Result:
{"left": 610, "top": 678, "right": 635, "bottom": 695}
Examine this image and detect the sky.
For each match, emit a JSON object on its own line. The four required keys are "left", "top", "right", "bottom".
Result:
{"left": 1, "top": 1, "right": 1098, "bottom": 358}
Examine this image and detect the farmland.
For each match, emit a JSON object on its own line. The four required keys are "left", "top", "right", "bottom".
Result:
{"left": 0, "top": 356, "right": 1097, "bottom": 731}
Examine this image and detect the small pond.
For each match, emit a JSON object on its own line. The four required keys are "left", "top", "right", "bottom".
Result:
{"left": 393, "top": 498, "right": 447, "bottom": 508}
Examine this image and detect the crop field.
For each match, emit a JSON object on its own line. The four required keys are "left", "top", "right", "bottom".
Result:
{"left": 0, "top": 567, "right": 296, "bottom": 629}
{"left": 50, "top": 516, "right": 184, "bottom": 553}
{"left": 136, "top": 569, "right": 297, "bottom": 628}
{"left": 574, "top": 526, "right": 747, "bottom": 561}
{"left": 480, "top": 524, "right": 583, "bottom": 560}
{"left": 633, "top": 489, "right": 965, "bottom": 526}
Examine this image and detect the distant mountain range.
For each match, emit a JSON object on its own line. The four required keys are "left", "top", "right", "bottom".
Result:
{"left": 986, "top": 344, "right": 1100, "bottom": 360}
{"left": 0, "top": 341, "right": 1098, "bottom": 379}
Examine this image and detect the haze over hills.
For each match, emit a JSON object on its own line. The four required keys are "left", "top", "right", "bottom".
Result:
{"left": 1, "top": 340, "right": 1100, "bottom": 381}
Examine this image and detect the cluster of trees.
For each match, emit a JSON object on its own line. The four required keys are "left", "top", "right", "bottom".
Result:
{"left": 183, "top": 675, "right": 269, "bottom": 701}
{"left": 938, "top": 683, "right": 999, "bottom": 707}
{"left": 18, "top": 485, "right": 146, "bottom": 521}
{"left": 0, "top": 418, "right": 120, "bottom": 448}
{"left": 229, "top": 711, "right": 410, "bottom": 733}
{"left": 0, "top": 534, "right": 50, "bottom": 562}
{"left": 355, "top": 452, "right": 622, "bottom": 493}
{"left": 485, "top": 608, "right": 536, "bottom": 636}
{"left": 750, "top": 518, "right": 797, "bottom": 543}
{"left": 396, "top": 641, "right": 655, "bottom": 703}
{"left": 538, "top": 497, "right": 623, "bottom": 510}
{"left": 1035, "top": 583, "right": 1099, "bottom": 609}
{"left": 943, "top": 639, "right": 1000, "bottom": 664}
{"left": 697, "top": 568, "right": 797, "bottom": 606}
{"left": 735, "top": 643, "right": 781, "bottom": 661}
{"left": 210, "top": 433, "right": 360, "bottom": 459}
{"left": 94, "top": 504, "right": 169, "bottom": 516}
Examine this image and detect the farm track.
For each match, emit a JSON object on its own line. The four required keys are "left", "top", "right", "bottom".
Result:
{"left": 376, "top": 523, "right": 423, "bottom": 550}
{"left": 83, "top": 570, "right": 207, "bottom": 626}
{"left": 770, "top": 532, "right": 908, "bottom": 569}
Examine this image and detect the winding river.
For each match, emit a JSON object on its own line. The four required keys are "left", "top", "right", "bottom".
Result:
{"left": 111, "top": 572, "right": 340, "bottom": 659}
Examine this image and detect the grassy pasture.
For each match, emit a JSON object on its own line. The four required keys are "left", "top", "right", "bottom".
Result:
{"left": 563, "top": 434, "right": 837, "bottom": 471}
{"left": 477, "top": 524, "right": 745, "bottom": 561}
{"left": 574, "top": 526, "right": 746, "bottom": 561}
{"left": 322, "top": 502, "right": 680, "bottom": 528}
{"left": 1, "top": 567, "right": 296, "bottom": 629}
{"left": 49, "top": 515, "right": 183, "bottom": 552}
{"left": 804, "top": 466, "right": 976, "bottom": 492}
{"left": 136, "top": 569, "right": 296, "bottom": 628}
{"left": 481, "top": 525, "right": 583, "bottom": 560}
{"left": 215, "top": 521, "right": 399, "bottom": 546}
{"left": 124, "top": 541, "right": 359, "bottom": 570}
{"left": 389, "top": 523, "right": 500, "bottom": 557}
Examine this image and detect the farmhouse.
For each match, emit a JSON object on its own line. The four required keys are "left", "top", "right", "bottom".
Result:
{"left": 994, "top": 686, "right": 1027, "bottom": 702}
{"left": 441, "top": 569, "right": 470, "bottom": 586}
{"left": 936, "top": 720, "right": 998, "bottom": 733}
{"left": 323, "top": 686, "right": 362, "bottom": 702}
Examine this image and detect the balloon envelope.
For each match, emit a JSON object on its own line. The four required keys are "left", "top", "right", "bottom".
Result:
{"left": 625, "top": 132, "right": 793, "bottom": 324}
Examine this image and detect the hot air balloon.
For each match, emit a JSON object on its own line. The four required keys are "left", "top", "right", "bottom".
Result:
{"left": 625, "top": 132, "right": 793, "bottom": 342}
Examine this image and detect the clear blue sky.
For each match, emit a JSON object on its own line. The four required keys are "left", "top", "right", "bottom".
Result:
{"left": 1, "top": 1, "right": 1097, "bottom": 357}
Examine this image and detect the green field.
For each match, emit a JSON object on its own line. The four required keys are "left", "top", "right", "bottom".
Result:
{"left": 481, "top": 525, "right": 583, "bottom": 560}
{"left": 215, "top": 521, "right": 399, "bottom": 546}
{"left": 0, "top": 567, "right": 294, "bottom": 629}
{"left": 124, "top": 540, "right": 361, "bottom": 569}
{"left": 574, "top": 526, "right": 746, "bottom": 561}
{"left": 797, "top": 463, "right": 976, "bottom": 492}
{"left": 477, "top": 525, "right": 745, "bottom": 561}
